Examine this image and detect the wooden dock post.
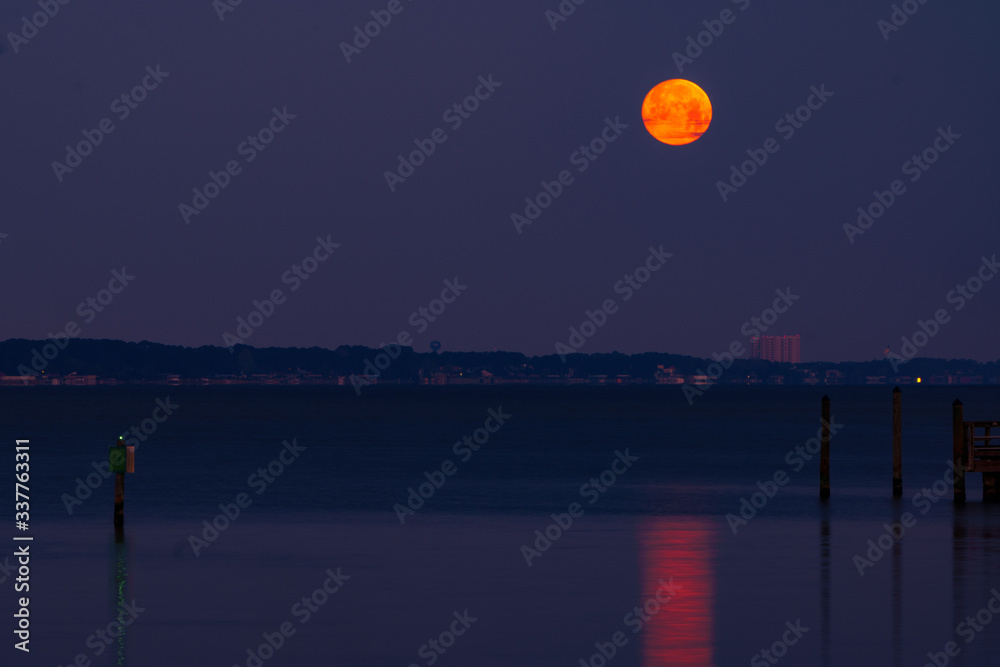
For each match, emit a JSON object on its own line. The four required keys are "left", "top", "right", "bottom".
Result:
{"left": 984, "top": 473, "right": 1000, "bottom": 502}
{"left": 820, "top": 395, "right": 831, "bottom": 499}
{"left": 952, "top": 400, "right": 965, "bottom": 503}
{"left": 113, "top": 437, "right": 125, "bottom": 527}
{"left": 892, "top": 387, "right": 902, "bottom": 497}
{"left": 110, "top": 436, "right": 135, "bottom": 531}
{"left": 984, "top": 420, "right": 1000, "bottom": 502}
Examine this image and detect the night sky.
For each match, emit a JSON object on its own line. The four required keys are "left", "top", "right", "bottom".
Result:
{"left": 2, "top": 0, "right": 997, "bottom": 362}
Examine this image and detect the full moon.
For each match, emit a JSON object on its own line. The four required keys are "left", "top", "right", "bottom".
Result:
{"left": 642, "top": 80, "right": 713, "bottom": 146}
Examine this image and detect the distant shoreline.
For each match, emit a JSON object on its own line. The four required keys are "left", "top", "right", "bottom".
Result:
{"left": 1, "top": 375, "right": 997, "bottom": 388}
{"left": 0, "top": 338, "right": 996, "bottom": 388}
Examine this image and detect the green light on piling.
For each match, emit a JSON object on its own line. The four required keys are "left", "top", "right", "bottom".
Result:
{"left": 109, "top": 447, "right": 127, "bottom": 473}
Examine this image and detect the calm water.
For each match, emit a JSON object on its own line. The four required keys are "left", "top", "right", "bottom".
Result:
{"left": 3, "top": 385, "right": 1000, "bottom": 666}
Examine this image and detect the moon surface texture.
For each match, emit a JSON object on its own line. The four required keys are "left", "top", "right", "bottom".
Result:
{"left": 642, "top": 80, "right": 713, "bottom": 146}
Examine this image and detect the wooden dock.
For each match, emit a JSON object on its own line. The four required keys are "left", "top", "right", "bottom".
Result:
{"left": 952, "top": 400, "right": 1000, "bottom": 502}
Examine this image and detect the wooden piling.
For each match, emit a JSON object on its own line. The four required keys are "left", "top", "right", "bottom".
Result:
{"left": 892, "top": 387, "right": 902, "bottom": 497}
{"left": 820, "top": 395, "right": 831, "bottom": 499}
{"left": 952, "top": 400, "right": 965, "bottom": 503}
{"left": 984, "top": 473, "right": 1000, "bottom": 502}
{"left": 114, "top": 438, "right": 125, "bottom": 527}
{"left": 985, "top": 422, "right": 1000, "bottom": 502}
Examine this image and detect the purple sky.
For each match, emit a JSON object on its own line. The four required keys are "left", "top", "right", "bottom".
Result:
{"left": 1, "top": 0, "right": 997, "bottom": 362}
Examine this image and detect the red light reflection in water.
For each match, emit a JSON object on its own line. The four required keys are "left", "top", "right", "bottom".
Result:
{"left": 638, "top": 517, "right": 716, "bottom": 666}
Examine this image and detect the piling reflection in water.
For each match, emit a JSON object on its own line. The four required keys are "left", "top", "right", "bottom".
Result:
{"left": 891, "top": 519, "right": 902, "bottom": 667}
{"left": 820, "top": 508, "right": 831, "bottom": 667}
{"left": 949, "top": 505, "right": 1000, "bottom": 633}
{"left": 111, "top": 531, "right": 131, "bottom": 666}
{"left": 638, "top": 517, "right": 716, "bottom": 666}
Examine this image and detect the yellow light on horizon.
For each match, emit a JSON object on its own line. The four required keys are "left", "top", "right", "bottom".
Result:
{"left": 917, "top": 378, "right": 922, "bottom": 383}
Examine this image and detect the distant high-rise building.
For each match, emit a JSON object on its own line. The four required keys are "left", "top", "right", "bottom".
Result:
{"left": 751, "top": 335, "right": 801, "bottom": 363}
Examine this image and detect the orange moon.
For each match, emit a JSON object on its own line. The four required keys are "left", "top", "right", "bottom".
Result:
{"left": 642, "top": 80, "right": 713, "bottom": 145}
